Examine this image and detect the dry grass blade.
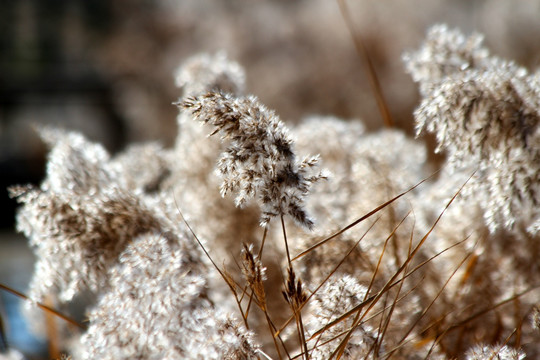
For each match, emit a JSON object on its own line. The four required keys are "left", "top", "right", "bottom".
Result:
{"left": 497, "top": 310, "right": 528, "bottom": 359}
{"left": 329, "top": 172, "right": 473, "bottom": 359}
{"left": 173, "top": 195, "right": 257, "bottom": 332}
{"left": 337, "top": 0, "right": 394, "bottom": 128}
{"left": 309, "top": 235, "right": 469, "bottom": 344}
{"left": 175, "top": 200, "right": 241, "bottom": 288}
{"left": 175, "top": 197, "right": 289, "bottom": 359}
{"left": 488, "top": 327, "right": 519, "bottom": 360}
{"left": 264, "top": 313, "right": 286, "bottom": 360}
{"left": 458, "top": 253, "right": 479, "bottom": 288}
{"left": 281, "top": 215, "right": 292, "bottom": 268}
{"left": 358, "top": 213, "right": 413, "bottom": 357}
{"left": 292, "top": 171, "right": 438, "bottom": 262}
{"left": 513, "top": 297, "right": 522, "bottom": 348}
{"left": 372, "top": 221, "right": 416, "bottom": 357}
{"left": 258, "top": 225, "right": 269, "bottom": 259}
{"left": 306, "top": 283, "right": 351, "bottom": 360}
{"left": 301, "top": 279, "right": 425, "bottom": 360}
{"left": 442, "top": 286, "right": 539, "bottom": 337}
{"left": 0, "top": 283, "right": 84, "bottom": 330}
{"left": 385, "top": 236, "right": 474, "bottom": 358}
{"left": 420, "top": 288, "right": 538, "bottom": 359}
{"left": 299, "top": 277, "right": 425, "bottom": 360}
{"left": 276, "top": 217, "right": 381, "bottom": 339}
{"left": 310, "top": 294, "right": 376, "bottom": 342}
{"left": 45, "top": 295, "right": 61, "bottom": 359}
{"left": 365, "top": 212, "right": 410, "bottom": 302}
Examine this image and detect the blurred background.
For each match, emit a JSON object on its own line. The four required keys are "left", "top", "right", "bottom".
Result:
{"left": 1, "top": 0, "right": 540, "bottom": 358}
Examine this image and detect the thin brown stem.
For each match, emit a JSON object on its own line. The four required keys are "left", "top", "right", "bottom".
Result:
{"left": 174, "top": 195, "right": 250, "bottom": 327}
{"left": 309, "top": 236, "right": 469, "bottom": 342}
{"left": 337, "top": 0, "right": 394, "bottom": 128}
{"left": 386, "top": 240, "right": 474, "bottom": 359}
{"left": 330, "top": 173, "right": 472, "bottom": 358}
{"left": 276, "top": 218, "right": 381, "bottom": 339}
{"left": 292, "top": 171, "right": 438, "bottom": 262}
{"left": 0, "top": 283, "right": 84, "bottom": 330}
{"left": 264, "top": 310, "right": 285, "bottom": 360}
{"left": 281, "top": 215, "right": 292, "bottom": 267}
{"left": 44, "top": 295, "right": 60, "bottom": 359}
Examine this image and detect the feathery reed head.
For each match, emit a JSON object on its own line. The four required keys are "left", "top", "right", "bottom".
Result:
{"left": 180, "top": 91, "right": 328, "bottom": 229}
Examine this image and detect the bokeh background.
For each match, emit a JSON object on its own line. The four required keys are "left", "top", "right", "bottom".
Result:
{"left": 1, "top": 1, "right": 540, "bottom": 358}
